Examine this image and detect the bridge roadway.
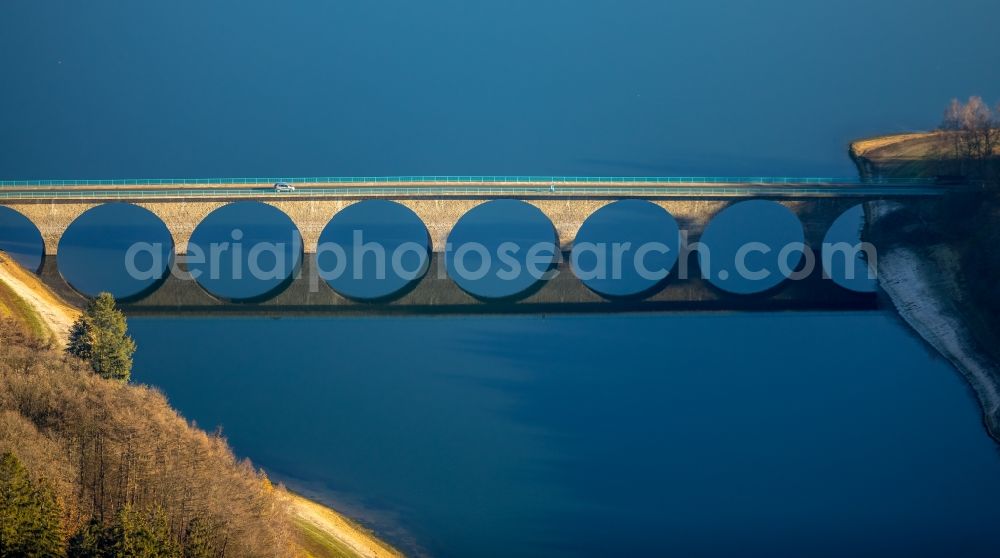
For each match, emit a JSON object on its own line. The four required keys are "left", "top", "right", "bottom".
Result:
{"left": 0, "top": 177, "right": 945, "bottom": 200}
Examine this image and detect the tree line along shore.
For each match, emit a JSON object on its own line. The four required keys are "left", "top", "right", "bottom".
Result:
{"left": 0, "top": 252, "right": 402, "bottom": 557}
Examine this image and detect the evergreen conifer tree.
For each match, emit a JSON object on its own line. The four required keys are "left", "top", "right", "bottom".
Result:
{"left": 0, "top": 452, "right": 64, "bottom": 557}
{"left": 182, "top": 516, "right": 219, "bottom": 558}
{"left": 67, "top": 519, "right": 106, "bottom": 558}
{"left": 66, "top": 316, "right": 93, "bottom": 361}
{"left": 67, "top": 293, "right": 136, "bottom": 382}
{"left": 105, "top": 505, "right": 179, "bottom": 558}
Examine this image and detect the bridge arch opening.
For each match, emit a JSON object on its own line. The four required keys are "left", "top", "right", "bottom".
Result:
{"left": 0, "top": 205, "right": 45, "bottom": 273}
{"left": 445, "top": 199, "right": 559, "bottom": 301}
{"left": 697, "top": 200, "right": 806, "bottom": 295}
{"left": 57, "top": 203, "right": 175, "bottom": 300}
{"left": 822, "top": 203, "right": 878, "bottom": 293}
{"left": 317, "top": 200, "right": 431, "bottom": 302}
{"left": 571, "top": 199, "right": 681, "bottom": 299}
{"left": 186, "top": 201, "right": 303, "bottom": 303}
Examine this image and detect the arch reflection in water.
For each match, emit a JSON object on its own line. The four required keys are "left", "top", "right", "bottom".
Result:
{"left": 446, "top": 200, "right": 558, "bottom": 300}
{"left": 698, "top": 200, "right": 806, "bottom": 295}
{"left": 572, "top": 200, "right": 680, "bottom": 298}
{"left": 0, "top": 206, "right": 45, "bottom": 272}
{"left": 317, "top": 200, "right": 430, "bottom": 301}
{"left": 58, "top": 203, "right": 174, "bottom": 299}
{"left": 822, "top": 204, "right": 877, "bottom": 293}
{"left": 187, "top": 202, "right": 302, "bottom": 302}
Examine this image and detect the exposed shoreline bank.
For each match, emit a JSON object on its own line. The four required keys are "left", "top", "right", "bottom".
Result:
{"left": 0, "top": 252, "right": 79, "bottom": 346}
{"left": 0, "top": 252, "right": 403, "bottom": 558}
{"left": 283, "top": 491, "right": 403, "bottom": 558}
{"left": 853, "top": 133, "right": 1000, "bottom": 441}
{"left": 864, "top": 202, "right": 1000, "bottom": 440}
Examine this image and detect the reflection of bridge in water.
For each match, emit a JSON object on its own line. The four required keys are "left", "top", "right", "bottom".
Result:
{"left": 0, "top": 177, "right": 944, "bottom": 314}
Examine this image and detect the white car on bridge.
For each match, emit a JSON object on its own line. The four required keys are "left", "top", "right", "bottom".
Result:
{"left": 273, "top": 182, "right": 295, "bottom": 193}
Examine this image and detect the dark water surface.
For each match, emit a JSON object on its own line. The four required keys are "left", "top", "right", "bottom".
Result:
{"left": 58, "top": 203, "right": 174, "bottom": 299}
{"left": 445, "top": 200, "right": 558, "bottom": 300}
{"left": 572, "top": 200, "right": 680, "bottom": 298}
{"left": 317, "top": 200, "right": 430, "bottom": 301}
{"left": 187, "top": 201, "right": 303, "bottom": 301}
{"left": 0, "top": 206, "right": 44, "bottom": 272}
{"left": 3, "top": 1, "right": 1000, "bottom": 179}
{"left": 823, "top": 204, "right": 879, "bottom": 293}
{"left": 131, "top": 313, "right": 1000, "bottom": 558}
{"left": 698, "top": 200, "right": 805, "bottom": 295}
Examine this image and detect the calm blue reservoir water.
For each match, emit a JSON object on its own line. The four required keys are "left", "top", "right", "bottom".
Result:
{"left": 3, "top": 1, "right": 1000, "bottom": 179}
{"left": 131, "top": 313, "right": 1000, "bottom": 557}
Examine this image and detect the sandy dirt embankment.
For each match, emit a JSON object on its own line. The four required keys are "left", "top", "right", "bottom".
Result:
{"left": 0, "top": 252, "right": 80, "bottom": 345}
{"left": 282, "top": 492, "right": 404, "bottom": 558}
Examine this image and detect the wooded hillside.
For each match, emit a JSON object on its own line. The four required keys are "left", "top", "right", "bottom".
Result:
{"left": 0, "top": 319, "right": 293, "bottom": 556}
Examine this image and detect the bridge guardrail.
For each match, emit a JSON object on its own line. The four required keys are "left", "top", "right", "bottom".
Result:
{"left": 0, "top": 186, "right": 946, "bottom": 200}
{"left": 0, "top": 175, "right": 937, "bottom": 188}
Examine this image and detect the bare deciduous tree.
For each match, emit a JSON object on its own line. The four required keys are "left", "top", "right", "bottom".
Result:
{"left": 942, "top": 98, "right": 963, "bottom": 130}
{"left": 939, "top": 96, "right": 1000, "bottom": 181}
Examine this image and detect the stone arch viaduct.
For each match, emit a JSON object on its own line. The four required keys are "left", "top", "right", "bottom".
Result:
{"left": 0, "top": 179, "right": 944, "bottom": 314}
